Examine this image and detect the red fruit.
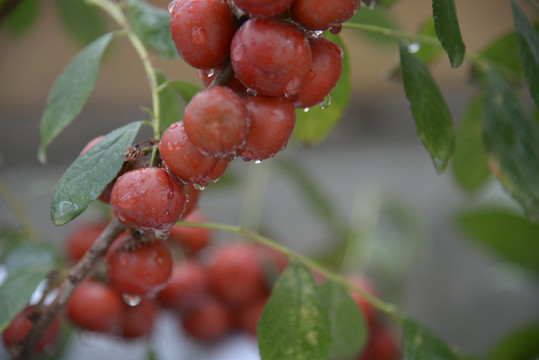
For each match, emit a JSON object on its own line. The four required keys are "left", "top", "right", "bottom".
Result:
{"left": 234, "top": 296, "right": 267, "bottom": 335}
{"left": 168, "top": 211, "right": 211, "bottom": 255}
{"left": 231, "top": 18, "right": 312, "bottom": 96}
{"left": 121, "top": 298, "right": 158, "bottom": 339}
{"left": 65, "top": 222, "right": 106, "bottom": 263}
{"left": 231, "top": 0, "right": 293, "bottom": 17}
{"left": 347, "top": 274, "right": 377, "bottom": 326}
{"left": 159, "top": 122, "right": 229, "bottom": 187}
{"left": 239, "top": 95, "right": 296, "bottom": 162}
{"left": 208, "top": 242, "right": 266, "bottom": 307}
{"left": 183, "top": 183, "right": 201, "bottom": 218}
{"left": 291, "top": 0, "right": 360, "bottom": 30}
{"left": 2, "top": 306, "right": 60, "bottom": 353}
{"left": 293, "top": 36, "right": 343, "bottom": 108}
{"left": 183, "top": 86, "right": 250, "bottom": 159}
{"left": 169, "top": 0, "right": 236, "bottom": 69}
{"left": 358, "top": 325, "right": 400, "bottom": 360}
{"left": 67, "top": 280, "right": 123, "bottom": 333}
{"left": 110, "top": 167, "right": 186, "bottom": 232}
{"left": 106, "top": 235, "right": 174, "bottom": 296}
{"left": 157, "top": 260, "right": 210, "bottom": 312}
{"left": 181, "top": 297, "right": 232, "bottom": 342}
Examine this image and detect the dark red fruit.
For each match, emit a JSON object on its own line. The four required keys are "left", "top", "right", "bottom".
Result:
{"left": 65, "top": 222, "right": 107, "bottom": 263}
{"left": 182, "top": 183, "right": 201, "bottom": 218}
{"left": 181, "top": 297, "right": 232, "bottom": 342}
{"left": 293, "top": 36, "right": 343, "bottom": 108}
{"left": 358, "top": 324, "right": 400, "bottom": 360}
{"left": 168, "top": 210, "right": 211, "bottom": 255}
{"left": 239, "top": 95, "right": 296, "bottom": 162}
{"left": 231, "top": 0, "right": 293, "bottom": 17}
{"left": 157, "top": 260, "right": 210, "bottom": 312}
{"left": 183, "top": 86, "right": 250, "bottom": 159}
{"left": 231, "top": 18, "right": 312, "bottom": 96}
{"left": 110, "top": 167, "right": 186, "bottom": 231}
{"left": 121, "top": 298, "right": 158, "bottom": 339}
{"left": 347, "top": 274, "right": 377, "bottom": 327}
{"left": 106, "top": 235, "right": 174, "bottom": 296}
{"left": 169, "top": 0, "right": 236, "bottom": 69}
{"left": 291, "top": 0, "right": 360, "bottom": 30}
{"left": 234, "top": 296, "right": 267, "bottom": 335}
{"left": 208, "top": 242, "right": 266, "bottom": 307}
{"left": 67, "top": 280, "right": 123, "bottom": 333}
{"left": 159, "top": 122, "right": 229, "bottom": 187}
{"left": 2, "top": 306, "right": 60, "bottom": 353}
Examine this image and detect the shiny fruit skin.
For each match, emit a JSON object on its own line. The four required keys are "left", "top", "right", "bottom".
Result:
{"left": 169, "top": 0, "right": 236, "bottom": 69}
{"left": 231, "top": 0, "right": 293, "bottom": 17}
{"left": 159, "top": 122, "right": 229, "bottom": 187}
{"left": 181, "top": 297, "right": 232, "bottom": 342}
{"left": 291, "top": 0, "right": 360, "bottom": 30}
{"left": 231, "top": 18, "right": 312, "bottom": 96}
{"left": 121, "top": 298, "right": 158, "bottom": 339}
{"left": 106, "top": 235, "right": 174, "bottom": 296}
{"left": 239, "top": 95, "right": 296, "bottom": 162}
{"left": 183, "top": 86, "right": 250, "bottom": 159}
{"left": 110, "top": 167, "right": 186, "bottom": 232}
{"left": 67, "top": 280, "right": 123, "bottom": 333}
{"left": 2, "top": 306, "right": 60, "bottom": 352}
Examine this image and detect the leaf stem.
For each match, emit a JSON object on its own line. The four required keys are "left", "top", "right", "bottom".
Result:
{"left": 175, "top": 221, "right": 404, "bottom": 322}
{"left": 342, "top": 22, "right": 441, "bottom": 47}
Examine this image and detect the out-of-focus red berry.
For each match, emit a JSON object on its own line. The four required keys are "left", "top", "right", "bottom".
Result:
{"left": 168, "top": 210, "right": 211, "bottom": 255}
{"left": 358, "top": 324, "right": 400, "bottom": 360}
{"left": 181, "top": 297, "right": 232, "bottom": 342}
{"left": 234, "top": 296, "right": 267, "bottom": 335}
{"left": 182, "top": 183, "right": 201, "bottom": 218}
{"left": 347, "top": 274, "right": 378, "bottom": 326}
{"left": 65, "top": 222, "right": 107, "bottom": 263}
{"left": 121, "top": 298, "right": 158, "bottom": 339}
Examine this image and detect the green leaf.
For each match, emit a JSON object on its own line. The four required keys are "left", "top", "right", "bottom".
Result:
{"left": 168, "top": 80, "right": 202, "bottom": 104}
{"left": 399, "top": 41, "right": 455, "bottom": 173}
{"left": 318, "top": 281, "right": 367, "bottom": 358}
{"left": 157, "top": 72, "right": 184, "bottom": 132}
{"left": 458, "top": 209, "right": 539, "bottom": 276}
{"left": 51, "top": 121, "right": 143, "bottom": 225}
{"left": 292, "top": 34, "right": 350, "bottom": 144}
{"left": 5, "top": 0, "right": 39, "bottom": 33}
{"left": 483, "top": 72, "right": 539, "bottom": 223}
{"left": 126, "top": 0, "right": 179, "bottom": 59}
{"left": 511, "top": 0, "right": 539, "bottom": 107}
{"left": 451, "top": 95, "right": 490, "bottom": 192}
{"left": 488, "top": 322, "right": 539, "bottom": 360}
{"left": 38, "top": 33, "right": 114, "bottom": 163}
{"left": 257, "top": 262, "right": 331, "bottom": 360}
{"left": 0, "top": 245, "right": 56, "bottom": 332}
{"left": 432, "top": 0, "right": 466, "bottom": 68}
{"left": 349, "top": 7, "right": 399, "bottom": 45}
{"left": 403, "top": 317, "right": 461, "bottom": 360}
{"left": 55, "top": 0, "right": 108, "bottom": 46}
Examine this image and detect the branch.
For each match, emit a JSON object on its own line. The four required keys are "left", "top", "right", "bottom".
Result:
{"left": 10, "top": 218, "right": 126, "bottom": 360}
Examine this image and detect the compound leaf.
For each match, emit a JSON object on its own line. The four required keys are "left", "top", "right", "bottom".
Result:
{"left": 51, "top": 121, "right": 143, "bottom": 225}
{"left": 38, "top": 33, "right": 114, "bottom": 163}
{"left": 257, "top": 262, "right": 331, "bottom": 360}
{"left": 399, "top": 41, "right": 455, "bottom": 173}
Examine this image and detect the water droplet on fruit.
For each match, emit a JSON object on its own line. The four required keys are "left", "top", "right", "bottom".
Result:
{"left": 155, "top": 228, "right": 170, "bottom": 240}
{"left": 194, "top": 184, "right": 205, "bottom": 191}
{"left": 167, "top": 142, "right": 174, "bottom": 151}
{"left": 169, "top": 123, "right": 178, "bottom": 129}
{"left": 407, "top": 42, "right": 421, "bottom": 54}
{"left": 319, "top": 93, "right": 332, "bottom": 109}
{"left": 123, "top": 294, "right": 141, "bottom": 306}
{"left": 303, "top": 107, "right": 310, "bottom": 113}
{"left": 191, "top": 27, "right": 207, "bottom": 45}
{"left": 187, "top": 4, "right": 195, "bottom": 13}
{"left": 254, "top": 160, "right": 262, "bottom": 164}
{"left": 168, "top": 0, "right": 176, "bottom": 13}
{"left": 246, "top": 88, "right": 258, "bottom": 96}
{"left": 329, "top": 25, "right": 342, "bottom": 35}
{"left": 204, "top": 68, "right": 215, "bottom": 77}
{"left": 313, "top": 30, "right": 324, "bottom": 36}
{"left": 306, "top": 70, "right": 316, "bottom": 80}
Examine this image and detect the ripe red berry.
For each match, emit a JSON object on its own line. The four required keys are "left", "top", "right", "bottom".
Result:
{"left": 110, "top": 167, "right": 186, "bottom": 232}
{"left": 106, "top": 235, "right": 174, "bottom": 297}
{"left": 293, "top": 36, "right": 343, "bottom": 108}
{"left": 65, "top": 222, "right": 107, "bottom": 263}
{"left": 120, "top": 298, "right": 158, "bottom": 339}
{"left": 234, "top": 296, "right": 267, "bottom": 335}
{"left": 159, "top": 122, "right": 229, "bottom": 187}
{"left": 358, "top": 324, "right": 400, "bottom": 360}
{"left": 2, "top": 306, "right": 60, "bottom": 353}
{"left": 183, "top": 86, "right": 250, "bottom": 159}
{"left": 182, "top": 183, "right": 201, "bottom": 218}
{"left": 231, "top": 18, "right": 312, "bottom": 96}
{"left": 239, "top": 95, "right": 296, "bottom": 162}
{"left": 208, "top": 242, "right": 266, "bottom": 307}
{"left": 168, "top": 210, "right": 211, "bottom": 255}
{"left": 231, "top": 0, "right": 293, "bottom": 17}
{"left": 157, "top": 260, "right": 210, "bottom": 312}
{"left": 67, "top": 280, "right": 123, "bottom": 334}
{"left": 291, "top": 0, "right": 360, "bottom": 31}
{"left": 181, "top": 297, "right": 232, "bottom": 342}
{"left": 169, "top": 0, "right": 236, "bottom": 70}
{"left": 347, "top": 274, "right": 377, "bottom": 327}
